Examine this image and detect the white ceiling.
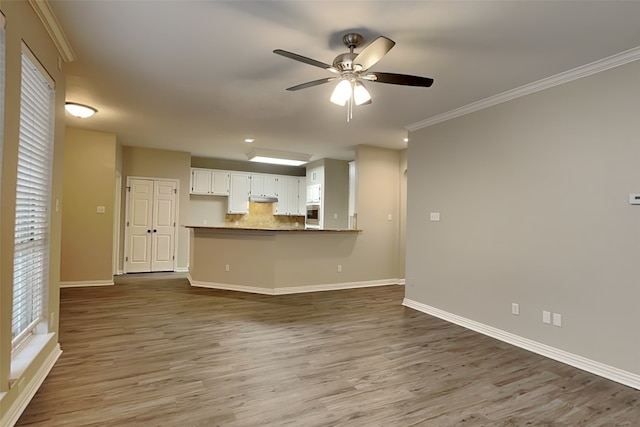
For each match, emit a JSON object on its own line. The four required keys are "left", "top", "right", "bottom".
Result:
{"left": 51, "top": 1, "right": 640, "bottom": 163}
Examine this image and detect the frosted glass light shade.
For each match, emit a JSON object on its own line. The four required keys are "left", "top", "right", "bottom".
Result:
{"left": 330, "top": 79, "right": 352, "bottom": 106}
{"left": 353, "top": 81, "right": 371, "bottom": 106}
{"left": 65, "top": 102, "right": 97, "bottom": 118}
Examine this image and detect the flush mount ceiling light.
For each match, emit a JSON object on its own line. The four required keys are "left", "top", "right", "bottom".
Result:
{"left": 244, "top": 138, "right": 255, "bottom": 143}
{"left": 247, "top": 148, "right": 311, "bottom": 167}
{"left": 65, "top": 102, "right": 97, "bottom": 118}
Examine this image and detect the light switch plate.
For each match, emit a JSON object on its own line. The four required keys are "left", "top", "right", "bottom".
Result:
{"left": 542, "top": 310, "right": 551, "bottom": 324}
{"left": 552, "top": 313, "right": 562, "bottom": 327}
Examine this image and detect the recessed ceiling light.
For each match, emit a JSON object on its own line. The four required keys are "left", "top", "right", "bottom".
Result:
{"left": 65, "top": 102, "right": 97, "bottom": 118}
{"left": 244, "top": 138, "right": 255, "bottom": 143}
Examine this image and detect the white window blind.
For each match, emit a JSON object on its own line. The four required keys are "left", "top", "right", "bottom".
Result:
{"left": 12, "top": 45, "right": 55, "bottom": 347}
{"left": 0, "top": 14, "right": 5, "bottom": 183}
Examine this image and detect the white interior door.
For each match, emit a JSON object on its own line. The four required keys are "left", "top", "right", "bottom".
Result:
{"left": 151, "top": 181, "right": 176, "bottom": 271}
{"left": 125, "top": 178, "right": 177, "bottom": 273}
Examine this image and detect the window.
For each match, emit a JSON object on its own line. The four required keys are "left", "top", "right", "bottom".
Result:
{"left": 0, "top": 13, "right": 5, "bottom": 185}
{"left": 12, "top": 44, "right": 55, "bottom": 348}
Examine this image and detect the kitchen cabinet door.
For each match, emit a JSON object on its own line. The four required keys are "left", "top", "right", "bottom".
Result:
{"left": 211, "top": 170, "right": 230, "bottom": 195}
{"left": 297, "top": 179, "right": 306, "bottom": 215}
{"left": 274, "top": 177, "right": 289, "bottom": 215}
{"left": 286, "top": 177, "right": 300, "bottom": 215}
{"left": 191, "top": 168, "right": 211, "bottom": 194}
{"left": 249, "top": 174, "right": 264, "bottom": 197}
{"left": 263, "top": 175, "right": 278, "bottom": 197}
{"left": 228, "top": 173, "right": 250, "bottom": 213}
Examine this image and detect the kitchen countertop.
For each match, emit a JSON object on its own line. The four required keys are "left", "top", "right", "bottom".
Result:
{"left": 185, "top": 225, "right": 361, "bottom": 233}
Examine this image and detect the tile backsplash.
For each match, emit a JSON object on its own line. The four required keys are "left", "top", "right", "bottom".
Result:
{"left": 226, "top": 202, "right": 305, "bottom": 229}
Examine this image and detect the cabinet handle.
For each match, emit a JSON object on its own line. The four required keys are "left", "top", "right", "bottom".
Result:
{"left": 147, "top": 229, "right": 151, "bottom": 233}
{"left": 153, "top": 229, "right": 157, "bottom": 233}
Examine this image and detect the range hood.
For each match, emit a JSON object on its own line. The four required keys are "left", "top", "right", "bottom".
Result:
{"left": 249, "top": 195, "right": 278, "bottom": 203}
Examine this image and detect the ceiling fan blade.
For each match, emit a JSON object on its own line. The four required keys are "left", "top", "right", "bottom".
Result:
{"left": 286, "top": 78, "right": 333, "bottom": 91}
{"left": 352, "top": 36, "right": 395, "bottom": 71}
{"left": 273, "top": 49, "right": 332, "bottom": 70}
{"left": 369, "top": 72, "right": 434, "bottom": 87}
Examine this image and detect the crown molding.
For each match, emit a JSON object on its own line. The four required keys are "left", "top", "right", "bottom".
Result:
{"left": 28, "top": 0, "right": 76, "bottom": 63}
{"left": 407, "top": 45, "right": 640, "bottom": 132}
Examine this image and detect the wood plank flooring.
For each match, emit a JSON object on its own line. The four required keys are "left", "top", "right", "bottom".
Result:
{"left": 16, "top": 274, "right": 640, "bottom": 426}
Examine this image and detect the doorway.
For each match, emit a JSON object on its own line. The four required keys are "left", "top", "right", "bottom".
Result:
{"left": 124, "top": 177, "right": 178, "bottom": 273}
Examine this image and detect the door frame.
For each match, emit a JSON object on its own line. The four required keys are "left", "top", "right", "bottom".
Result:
{"left": 113, "top": 171, "right": 122, "bottom": 275}
{"left": 123, "top": 176, "right": 180, "bottom": 274}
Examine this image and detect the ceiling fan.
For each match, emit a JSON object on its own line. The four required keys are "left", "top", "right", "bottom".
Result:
{"left": 274, "top": 32, "right": 434, "bottom": 121}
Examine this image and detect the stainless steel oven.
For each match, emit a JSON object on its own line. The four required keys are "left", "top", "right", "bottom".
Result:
{"left": 306, "top": 203, "right": 320, "bottom": 228}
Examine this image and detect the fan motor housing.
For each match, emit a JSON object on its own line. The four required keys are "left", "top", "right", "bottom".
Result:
{"left": 332, "top": 52, "right": 357, "bottom": 72}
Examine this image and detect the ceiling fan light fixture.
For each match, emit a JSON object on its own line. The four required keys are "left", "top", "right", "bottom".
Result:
{"left": 247, "top": 148, "right": 311, "bottom": 167}
{"left": 330, "top": 79, "right": 352, "bottom": 106}
{"left": 353, "top": 81, "right": 371, "bottom": 106}
{"left": 65, "top": 102, "right": 97, "bottom": 118}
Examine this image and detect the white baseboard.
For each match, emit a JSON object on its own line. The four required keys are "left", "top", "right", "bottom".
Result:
{"left": 188, "top": 275, "right": 403, "bottom": 295}
{"left": 59, "top": 280, "right": 114, "bottom": 288}
{"left": 175, "top": 267, "right": 189, "bottom": 273}
{"left": 273, "top": 279, "right": 402, "bottom": 295}
{"left": 403, "top": 298, "right": 640, "bottom": 390}
{"left": 1, "top": 344, "right": 62, "bottom": 427}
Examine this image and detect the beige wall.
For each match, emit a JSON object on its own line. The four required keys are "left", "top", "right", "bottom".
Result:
{"left": 61, "top": 128, "right": 116, "bottom": 283}
{"left": 352, "top": 145, "right": 402, "bottom": 280}
{"left": 399, "top": 150, "right": 407, "bottom": 278}
{"left": 406, "top": 59, "right": 640, "bottom": 376}
{"left": 322, "top": 158, "right": 349, "bottom": 229}
{"left": 0, "top": 1, "right": 66, "bottom": 421}
{"left": 121, "top": 146, "right": 191, "bottom": 271}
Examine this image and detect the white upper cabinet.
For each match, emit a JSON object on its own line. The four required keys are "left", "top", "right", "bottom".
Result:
{"left": 190, "top": 168, "right": 229, "bottom": 195}
{"left": 211, "top": 171, "right": 230, "bottom": 195}
{"left": 228, "top": 173, "right": 250, "bottom": 213}
{"left": 275, "top": 177, "right": 305, "bottom": 216}
{"left": 274, "top": 177, "right": 289, "bottom": 215}
{"left": 191, "top": 169, "right": 212, "bottom": 194}
{"left": 286, "top": 177, "right": 300, "bottom": 215}
{"left": 250, "top": 174, "right": 278, "bottom": 197}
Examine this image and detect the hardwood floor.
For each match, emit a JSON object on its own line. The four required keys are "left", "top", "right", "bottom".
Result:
{"left": 17, "top": 274, "right": 639, "bottom": 426}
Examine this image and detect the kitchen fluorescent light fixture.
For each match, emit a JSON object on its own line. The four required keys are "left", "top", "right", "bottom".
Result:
{"left": 247, "top": 148, "right": 311, "bottom": 167}
{"left": 65, "top": 102, "right": 97, "bottom": 118}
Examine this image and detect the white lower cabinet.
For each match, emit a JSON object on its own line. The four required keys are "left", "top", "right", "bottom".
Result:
{"left": 228, "top": 173, "right": 250, "bottom": 213}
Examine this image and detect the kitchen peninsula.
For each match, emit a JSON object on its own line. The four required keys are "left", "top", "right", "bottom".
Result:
{"left": 186, "top": 225, "right": 368, "bottom": 295}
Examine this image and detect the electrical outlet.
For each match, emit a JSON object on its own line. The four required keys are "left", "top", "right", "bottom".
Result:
{"left": 225, "top": 264, "right": 230, "bottom": 272}
{"left": 542, "top": 310, "right": 551, "bottom": 324}
{"left": 430, "top": 212, "right": 440, "bottom": 221}
{"left": 552, "top": 313, "right": 562, "bottom": 327}
{"left": 337, "top": 264, "right": 342, "bottom": 273}
{"left": 511, "top": 303, "right": 519, "bottom": 315}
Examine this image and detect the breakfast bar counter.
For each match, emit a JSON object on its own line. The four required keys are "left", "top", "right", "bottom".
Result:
{"left": 186, "top": 225, "right": 361, "bottom": 233}
{"left": 185, "top": 225, "right": 383, "bottom": 295}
